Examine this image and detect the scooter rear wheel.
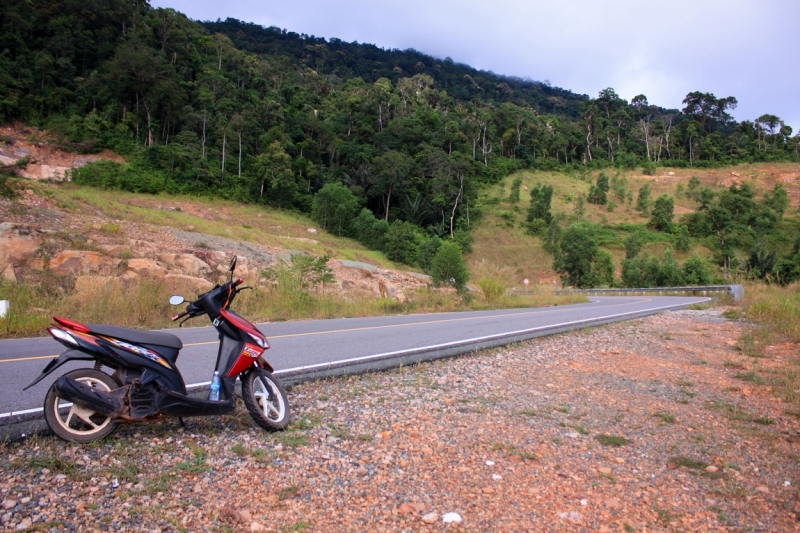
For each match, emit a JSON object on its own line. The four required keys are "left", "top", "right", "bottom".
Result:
{"left": 43, "top": 369, "right": 120, "bottom": 443}
{"left": 242, "top": 370, "right": 290, "bottom": 431}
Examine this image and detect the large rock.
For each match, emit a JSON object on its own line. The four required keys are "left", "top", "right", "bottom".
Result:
{"left": 50, "top": 250, "right": 115, "bottom": 276}
{"left": 175, "top": 254, "right": 212, "bottom": 276}
{"left": 0, "top": 223, "right": 38, "bottom": 269}
{"left": 127, "top": 258, "right": 166, "bottom": 278}
{"left": 2, "top": 265, "right": 16, "bottom": 282}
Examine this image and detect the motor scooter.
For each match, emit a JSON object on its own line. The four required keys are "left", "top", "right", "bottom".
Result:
{"left": 25, "top": 256, "right": 290, "bottom": 443}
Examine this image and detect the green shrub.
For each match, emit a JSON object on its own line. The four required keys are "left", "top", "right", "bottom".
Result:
{"left": 430, "top": 241, "right": 469, "bottom": 290}
{"left": 384, "top": 221, "right": 419, "bottom": 266}
{"left": 311, "top": 183, "right": 359, "bottom": 236}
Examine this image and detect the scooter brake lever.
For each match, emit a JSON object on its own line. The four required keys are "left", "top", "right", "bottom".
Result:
{"left": 178, "top": 315, "right": 192, "bottom": 328}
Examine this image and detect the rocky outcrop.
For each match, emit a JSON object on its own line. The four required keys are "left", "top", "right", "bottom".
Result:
{"left": 0, "top": 223, "right": 38, "bottom": 270}
{"left": 50, "top": 250, "right": 116, "bottom": 276}
{"left": 126, "top": 258, "right": 167, "bottom": 278}
{"left": 158, "top": 253, "right": 212, "bottom": 276}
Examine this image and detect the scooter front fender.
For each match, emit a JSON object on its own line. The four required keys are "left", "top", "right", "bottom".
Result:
{"left": 23, "top": 350, "right": 95, "bottom": 391}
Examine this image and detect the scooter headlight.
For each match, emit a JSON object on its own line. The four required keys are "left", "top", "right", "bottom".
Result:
{"left": 246, "top": 331, "right": 268, "bottom": 349}
{"left": 48, "top": 327, "right": 79, "bottom": 347}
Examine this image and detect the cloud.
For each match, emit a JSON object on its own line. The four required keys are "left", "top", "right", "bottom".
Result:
{"left": 153, "top": 0, "right": 800, "bottom": 129}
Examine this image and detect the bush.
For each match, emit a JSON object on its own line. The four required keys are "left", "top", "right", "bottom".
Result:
{"left": 418, "top": 235, "right": 442, "bottom": 273}
{"left": 554, "top": 222, "right": 598, "bottom": 288}
{"left": 642, "top": 161, "right": 657, "bottom": 175}
{"left": 650, "top": 194, "right": 675, "bottom": 232}
{"left": 594, "top": 250, "right": 616, "bottom": 287}
{"left": 351, "top": 208, "right": 389, "bottom": 251}
{"left": 384, "top": 221, "right": 419, "bottom": 265}
{"left": 430, "top": 241, "right": 469, "bottom": 290}
{"left": 683, "top": 254, "right": 714, "bottom": 285}
{"left": 311, "top": 183, "right": 360, "bottom": 236}
{"left": 636, "top": 183, "right": 652, "bottom": 215}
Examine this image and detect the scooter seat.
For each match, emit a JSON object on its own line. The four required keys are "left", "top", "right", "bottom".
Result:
{"left": 87, "top": 324, "right": 183, "bottom": 350}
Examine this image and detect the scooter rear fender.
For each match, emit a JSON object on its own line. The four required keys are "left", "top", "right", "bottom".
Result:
{"left": 23, "top": 350, "right": 95, "bottom": 391}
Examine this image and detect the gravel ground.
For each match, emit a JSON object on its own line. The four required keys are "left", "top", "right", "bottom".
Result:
{"left": 2, "top": 307, "right": 799, "bottom": 532}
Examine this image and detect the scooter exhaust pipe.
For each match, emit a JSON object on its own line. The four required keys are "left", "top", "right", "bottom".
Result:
{"left": 54, "top": 376, "right": 124, "bottom": 418}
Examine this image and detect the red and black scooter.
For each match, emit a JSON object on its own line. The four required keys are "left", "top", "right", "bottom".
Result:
{"left": 25, "top": 256, "right": 290, "bottom": 443}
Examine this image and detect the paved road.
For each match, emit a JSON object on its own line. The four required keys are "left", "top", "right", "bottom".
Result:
{"left": 0, "top": 296, "right": 708, "bottom": 418}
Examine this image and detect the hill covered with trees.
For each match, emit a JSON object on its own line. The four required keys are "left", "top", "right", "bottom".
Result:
{"left": 1, "top": 0, "right": 798, "bottom": 279}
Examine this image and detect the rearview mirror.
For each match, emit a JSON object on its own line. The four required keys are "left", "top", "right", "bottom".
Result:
{"left": 169, "top": 295, "right": 185, "bottom": 306}
{"left": 229, "top": 255, "right": 237, "bottom": 272}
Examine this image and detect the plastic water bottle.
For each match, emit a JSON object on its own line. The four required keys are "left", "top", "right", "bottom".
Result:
{"left": 209, "top": 371, "right": 221, "bottom": 401}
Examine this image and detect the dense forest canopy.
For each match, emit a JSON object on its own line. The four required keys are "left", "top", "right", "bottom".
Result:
{"left": 1, "top": 0, "right": 798, "bottom": 275}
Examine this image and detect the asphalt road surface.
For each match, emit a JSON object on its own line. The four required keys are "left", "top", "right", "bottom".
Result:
{"left": 0, "top": 296, "right": 708, "bottom": 419}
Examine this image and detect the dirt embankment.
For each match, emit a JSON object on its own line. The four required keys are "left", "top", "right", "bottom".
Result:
{"left": 0, "top": 125, "right": 123, "bottom": 181}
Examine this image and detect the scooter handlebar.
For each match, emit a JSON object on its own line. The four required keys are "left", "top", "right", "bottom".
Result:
{"left": 171, "top": 310, "right": 189, "bottom": 321}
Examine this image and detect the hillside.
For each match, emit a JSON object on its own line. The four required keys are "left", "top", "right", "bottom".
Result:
{"left": 470, "top": 162, "right": 800, "bottom": 286}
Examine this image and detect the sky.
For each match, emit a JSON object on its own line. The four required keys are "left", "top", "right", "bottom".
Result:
{"left": 151, "top": 0, "right": 800, "bottom": 131}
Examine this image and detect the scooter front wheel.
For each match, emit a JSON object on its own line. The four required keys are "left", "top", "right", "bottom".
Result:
{"left": 242, "top": 370, "right": 290, "bottom": 431}
{"left": 43, "top": 369, "right": 120, "bottom": 443}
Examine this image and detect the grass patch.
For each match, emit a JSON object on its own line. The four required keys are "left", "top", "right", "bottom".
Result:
{"left": 595, "top": 434, "right": 630, "bottom": 447}
{"left": 652, "top": 411, "right": 676, "bottom": 423}
{"left": 670, "top": 456, "right": 707, "bottom": 470}
{"left": 273, "top": 432, "right": 309, "bottom": 448}
{"left": 280, "top": 522, "right": 311, "bottom": 533}
{"left": 734, "top": 370, "right": 763, "bottom": 384}
{"left": 277, "top": 484, "right": 301, "bottom": 501}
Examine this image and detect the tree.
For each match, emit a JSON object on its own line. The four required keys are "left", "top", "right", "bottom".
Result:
{"left": 384, "top": 220, "right": 418, "bottom": 265}
{"left": 253, "top": 141, "right": 295, "bottom": 207}
{"left": 430, "top": 241, "right": 469, "bottom": 290}
{"left": 527, "top": 183, "right": 554, "bottom": 223}
{"left": 682, "top": 254, "right": 713, "bottom": 285}
{"left": 650, "top": 194, "right": 675, "bottom": 232}
{"left": 554, "top": 222, "right": 598, "bottom": 288}
{"left": 588, "top": 172, "right": 609, "bottom": 205}
{"left": 594, "top": 250, "right": 616, "bottom": 287}
{"left": 418, "top": 235, "right": 443, "bottom": 273}
{"left": 763, "top": 183, "right": 789, "bottom": 219}
{"left": 624, "top": 232, "right": 643, "bottom": 259}
{"left": 370, "top": 150, "right": 414, "bottom": 221}
{"left": 311, "top": 183, "right": 359, "bottom": 236}
{"left": 636, "top": 183, "right": 651, "bottom": 215}
{"left": 675, "top": 225, "right": 691, "bottom": 252}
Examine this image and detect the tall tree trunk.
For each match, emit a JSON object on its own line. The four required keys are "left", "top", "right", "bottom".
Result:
{"left": 201, "top": 107, "right": 207, "bottom": 160}
{"left": 450, "top": 175, "right": 464, "bottom": 237}
{"left": 237, "top": 130, "right": 242, "bottom": 179}
{"left": 141, "top": 94, "right": 153, "bottom": 147}
{"left": 221, "top": 130, "right": 226, "bottom": 179}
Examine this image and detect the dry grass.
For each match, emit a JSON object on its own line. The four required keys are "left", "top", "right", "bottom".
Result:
{"left": 737, "top": 281, "right": 800, "bottom": 405}
{"left": 43, "top": 184, "right": 397, "bottom": 268}
{"left": 0, "top": 275, "right": 587, "bottom": 338}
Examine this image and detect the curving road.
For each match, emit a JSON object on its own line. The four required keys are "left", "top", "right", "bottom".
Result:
{"left": 0, "top": 295, "right": 709, "bottom": 423}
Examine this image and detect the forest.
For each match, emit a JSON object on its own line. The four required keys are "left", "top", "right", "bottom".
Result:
{"left": 1, "top": 0, "right": 799, "bottom": 284}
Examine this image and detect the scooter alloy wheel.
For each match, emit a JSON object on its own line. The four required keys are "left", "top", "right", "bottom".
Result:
{"left": 242, "top": 370, "right": 290, "bottom": 431}
{"left": 43, "top": 369, "right": 120, "bottom": 443}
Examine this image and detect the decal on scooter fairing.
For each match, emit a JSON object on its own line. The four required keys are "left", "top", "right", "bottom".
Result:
{"left": 105, "top": 338, "right": 171, "bottom": 368}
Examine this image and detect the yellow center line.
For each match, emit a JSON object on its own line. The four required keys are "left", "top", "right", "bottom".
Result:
{"left": 1, "top": 298, "right": 651, "bottom": 363}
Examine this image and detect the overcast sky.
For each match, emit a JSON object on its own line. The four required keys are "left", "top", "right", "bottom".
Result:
{"left": 152, "top": 0, "right": 800, "bottom": 130}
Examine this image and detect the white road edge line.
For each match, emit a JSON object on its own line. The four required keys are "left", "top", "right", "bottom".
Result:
{"left": 0, "top": 298, "right": 708, "bottom": 420}
{"left": 270, "top": 298, "right": 710, "bottom": 375}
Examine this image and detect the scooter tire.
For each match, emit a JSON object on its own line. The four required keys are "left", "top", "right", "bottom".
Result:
{"left": 43, "top": 368, "right": 120, "bottom": 443}
{"left": 241, "top": 370, "right": 290, "bottom": 431}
